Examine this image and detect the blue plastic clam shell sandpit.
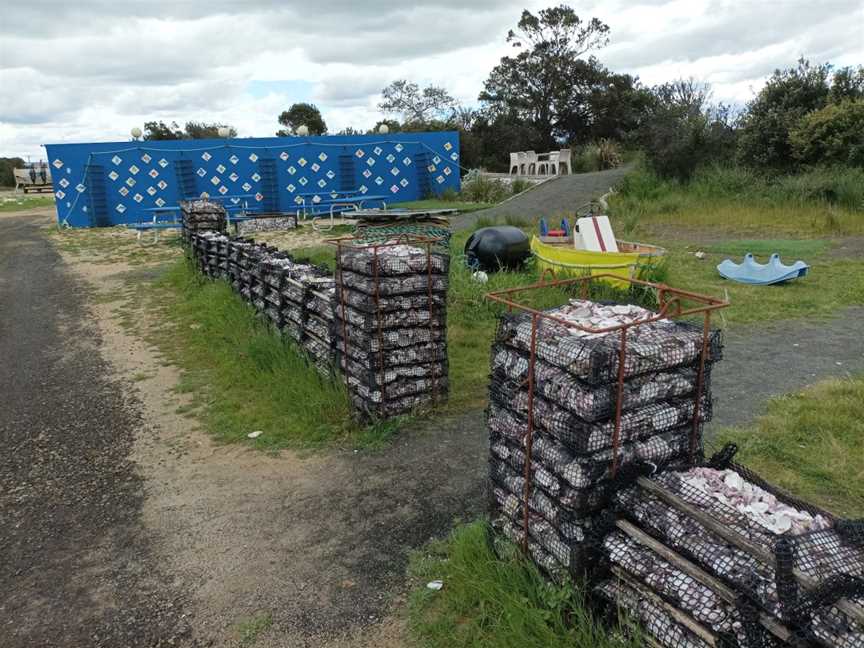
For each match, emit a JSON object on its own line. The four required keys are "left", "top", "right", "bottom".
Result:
{"left": 717, "top": 253, "right": 810, "bottom": 285}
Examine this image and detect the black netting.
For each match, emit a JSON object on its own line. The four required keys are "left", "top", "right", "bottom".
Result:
{"left": 495, "top": 307, "right": 723, "bottom": 386}
{"left": 349, "top": 389, "right": 443, "bottom": 419}
{"left": 335, "top": 286, "right": 447, "bottom": 313}
{"left": 180, "top": 199, "right": 227, "bottom": 238}
{"left": 335, "top": 302, "right": 447, "bottom": 331}
{"left": 333, "top": 340, "right": 448, "bottom": 370}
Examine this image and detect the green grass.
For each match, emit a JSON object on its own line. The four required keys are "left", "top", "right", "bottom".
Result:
{"left": 704, "top": 239, "right": 831, "bottom": 258}
{"left": 715, "top": 376, "right": 864, "bottom": 517}
{"left": 393, "top": 199, "right": 493, "bottom": 213}
{"left": 147, "top": 259, "right": 400, "bottom": 450}
{"left": 0, "top": 194, "right": 55, "bottom": 212}
{"left": 408, "top": 522, "right": 640, "bottom": 648}
{"left": 236, "top": 612, "right": 273, "bottom": 646}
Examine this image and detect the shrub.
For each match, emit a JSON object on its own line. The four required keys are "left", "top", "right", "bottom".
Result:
{"left": 510, "top": 178, "right": 531, "bottom": 195}
{"left": 460, "top": 175, "right": 511, "bottom": 203}
{"left": 790, "top": 100, "right": 864, "bottom": 167}
{"left": 596, "top": 138, "right": 622, "bottom": 169}
{"left": 571, "top": 140, "right": 622, "bottom": 173}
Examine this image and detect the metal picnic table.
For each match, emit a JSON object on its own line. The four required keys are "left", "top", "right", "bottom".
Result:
{"left": 296, "top": 191, "right": 389, "bottom": 231}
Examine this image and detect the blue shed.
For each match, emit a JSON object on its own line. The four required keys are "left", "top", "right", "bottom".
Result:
{"left": 44, "top": 132, "right": 461, "bottom": 227}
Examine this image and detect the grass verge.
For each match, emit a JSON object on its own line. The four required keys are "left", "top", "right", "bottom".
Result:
{"left": 393, "top": 199, "right": 494, "bottom": 213}
{"left": 715, "top": 375, "right": 864, "bottom": 517}
{"left": 408, "top": 522, "right": 640, "bottom": 648}
{"left": 0, "top": 194, "right": 55, "bottom": 212}
{"left": 147, "top": 258, "right": 399, "bottom": 450}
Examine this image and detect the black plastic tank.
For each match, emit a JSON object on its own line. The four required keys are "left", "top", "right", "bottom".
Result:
{"left": 464, "top": 226, "right": 530, "bottom": 271}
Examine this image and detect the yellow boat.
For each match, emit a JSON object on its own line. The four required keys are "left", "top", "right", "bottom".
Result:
{"left": 530, "top": 235, "right": 666, "bottom": 287}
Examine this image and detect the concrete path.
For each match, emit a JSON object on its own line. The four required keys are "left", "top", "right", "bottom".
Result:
{"left": 453, "top": 166, "right": 632, "bottom": 231}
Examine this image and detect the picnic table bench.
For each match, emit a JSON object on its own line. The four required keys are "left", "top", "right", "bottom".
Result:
{"left": 295, "top": 191, "right": 389, "bottom": 231}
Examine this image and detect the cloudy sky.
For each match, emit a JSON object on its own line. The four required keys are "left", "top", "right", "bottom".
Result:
{"left": 2, "top": 0, "right": 862, "bottom": 160}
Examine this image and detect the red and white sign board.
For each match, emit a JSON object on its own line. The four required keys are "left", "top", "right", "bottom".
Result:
{"left": 576, "top": 215, "right": 619, "bottom": 253}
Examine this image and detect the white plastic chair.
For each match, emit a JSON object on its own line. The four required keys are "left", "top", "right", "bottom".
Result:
{"left": 525, "top": 151, "right": 538, "bottom": 176}
{"left": 557, "top": 149, "right": 572, "bottom": 175}
{"left": 517, "top": 151, "right": 528, "bottom": 175}
{"left": 509, "top": 152, "right": 520, "bottom": 175}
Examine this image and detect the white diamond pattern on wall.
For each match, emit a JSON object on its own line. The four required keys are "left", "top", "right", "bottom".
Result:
{"left": 363, "top": 169, "right": 372, "bottom": 178}
{"left": 210, "top": 176, "right": 221, "bottom": 186}
{"left": 403, "top": 157, "right": 412, "bottom": 165}
{"left": 326, "top": 170, "right": 335, "bottom": 179}
{"left": 216, "top": 164, "right": 226, "bottom": 173}
{"left": 218, "top": 186, "right": 228, "bottom": 194}
{"left": 202, "top": 152, "right": 211, "bottom": 161}
{"left": 279, "top": 152, "right": 289, "bottom": 161}
{"left": 141, "top": 153, "right": 151, "bottom": 163}
{"left": 108, "top": 170, "right": 119, "bottom": 181}
{"left": 255, "top": 192, "right": 263, "bottom": 201}
{"left": 287, "top": 184, "right": 295, "bottom": 192}
{"left": 242, "top": 182, "right": 252, "bottom": 191}
{"left": 355, "top": 149, "right": 364, "bottom": 158}
{"left": 311, "top": 163, "right": 320, "bottom": 172}
{"left": 158, "top": 158, "right": 169, "bottom": 168}
{"left": 147, "top": 186, "right": 157, "bottom": 196}
{"left": 443, "top": 142, "right": 453, "bottom": 151}
{"left": 149, "top": 169, "right": 159, "bottom": 178}
{"left": 59, "top": 178, "right": 69, "bottom": 188}
{"left": 133, "top": 193, "right": 143, "bottom": 203}
{"left": 251, "top": 173, "right": 261, "bottom": 182}
{"left": 443, "top": 166, "right": 451, "bottom": 176}
{"left": 126, "top": 178, "right": 136, "bottom": 187}
{"left": 230, "top": 154, "right": 240, "bottom": 164}
{"left": 229, "top": 172, "right": 239, "bottom": 182}
{"left": 157, "top": 180, "right": 167, "bottom": 190}
{"left": 427, "top": 164, "right": 436, "bottom": 172}
{"left": 200, "top": 191, "right": 210, "bottom": 198}
{"left": 298, "top": 177, "right": 308, "bottom": 186}
{"left": 451, "top": 152, "right": 459, "bottom": 161}
{"left": 287, "top": 165, "right": 296, "bottom": 175}
{"left": 374, "top": 147, "right": 383, "bottom": 155}
{"left": 298, "top": 157, "right": 307, "bottom": 167}
{"left": 119, "top": 186, "right": 129, "bottom": 196}
{"left": 394, "top": 143, "right": 403, "bottom": 152}
{"left": 366, "top": 157, "right": 375, "bottom": 166}
{"left": 386, "top": 154, "right": 395, "bottom": 163}
{"left": 53, "top": 158, "right": 64, "bottom": 169}
{"left": 318, "top": 152, "right": 327, "bottom": 161}
{"left": 312, "top": 195, "right": 321, "bottom": 203}
{"left": 358, "top": 185, "right": 367, "bottom": 194}
{"left": 112, "top": 156, "right": 122, "bottom": 165}
{"left": 76, "top": 183, "right": 86, "bottom": 193}
{"left": 390, "top": 167, "right": 399, "bottom": 176}
{"left": 432, "top": 156, "right": 441, "bottom": 164}
{"left": 400, "top": 178, "right": 408, "bottom": 187}
{"left": 129, "top": 165, "right": 140, "bottom": 175}
{"left": 436, "top": 175, "right": 445, "bottom": 184}
{"left": 55, "top": 190, "right": 65, "bottom": 199}
{"left": 390, "top": 185, "right": 399, "bottom": 194}
{"left": 375, "top": 176, "right": 383, "bottom": 185}
{"left": 294, "top": 195, "right": 304, "bottom": 205}
{"left": 317, "top": 179, "right": 326, "bottom": 188}
{"left": 116, "top": 204, "right": 126, "bottom": 213}
{"left": 155, "top": 197, "right": 165, "bottom": 207}
{"left": 197, "top": 168, "right": 206, "bottom": 177}
{"left": 249, "top": 153, "right": 258, "bottom": 162}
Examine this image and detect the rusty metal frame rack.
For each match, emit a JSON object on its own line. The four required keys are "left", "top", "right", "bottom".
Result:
{"left": 328, "top": 234, "right": 448, "bottom": 416}
{"left": 484, "top": 273, "right": 730, "bottom": 556}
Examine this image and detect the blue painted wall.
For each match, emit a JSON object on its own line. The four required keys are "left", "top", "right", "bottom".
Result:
{"left": 44, "top": 132, "right": 461, "bottom": 227}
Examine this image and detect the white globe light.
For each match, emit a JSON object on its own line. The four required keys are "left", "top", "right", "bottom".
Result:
{"left": 130, "top": 127, "right": 142, "bottom": 139}
{"left": 218, "top": 126, "right": 230, "bottom": 138}
{"left": 378, "top": 123, "right": 389, "bottom": 134}
{"left": 296, "top": 124, "right": 309, "bottom": 136}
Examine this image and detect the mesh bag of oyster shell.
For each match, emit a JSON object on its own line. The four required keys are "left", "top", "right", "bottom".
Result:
{"left": 615, "top": 455, "right": 864, "bottom": 647}
{"left": 494, "top": 303, "right": 723, "bottom": 386}
{"left": 491, "top": 424, "right": 699, "bottom": 492}
{"left": 237, "top": 215, "right": 298, "bottom": 234}
{"left": 603, "top": 529, "right": 768, "bottom": 647}
{"left": 349, "top": 389, "right": 442, "bottom": 420}
{"left": 346, "top": 373, "right": 449, "bottom": 405}
{"left": 335, "top": 302, "right": 447, "bottom": 331}
{"left": 490, "top": 343, "right": 712, "bottom": 423}
{"left": 306, "top": 288, "right": 336, "bottom": 321}
{"left": 282, "top": 301, "right": 306, "bottom": 327}
{"left": 299, "top": 333, "right": 335, "bottom": 378}
{"left": 487, "top": 392, "right": 711, "bottom": 456}
{"left": 333, "top": 340, "right": 448, "bottom": 371}
{"left": 282, "top": 319, "right": 304, "bottom": 343}
{"left": 340, "top": 356, "right": 448, "bottom": 388}
{"left": 304, "top": 313, "right": 333, "bottom": 344}
{"left": 335, "top": 269, "right": 448, "bottom": 296}
{"left": 334, "top": 325, "right": 447, "bottom": 353}
{"left": 595, "top": 577, "right": 718, "bottom": 648}
{"left": 180, "top": 199, "right": 227, "bottom": 238}
{"left": 334, "top": 286, "right": 447, "bottom": 313}
{"left": 334, "top": 239, "right": 449, "bottom": 277}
